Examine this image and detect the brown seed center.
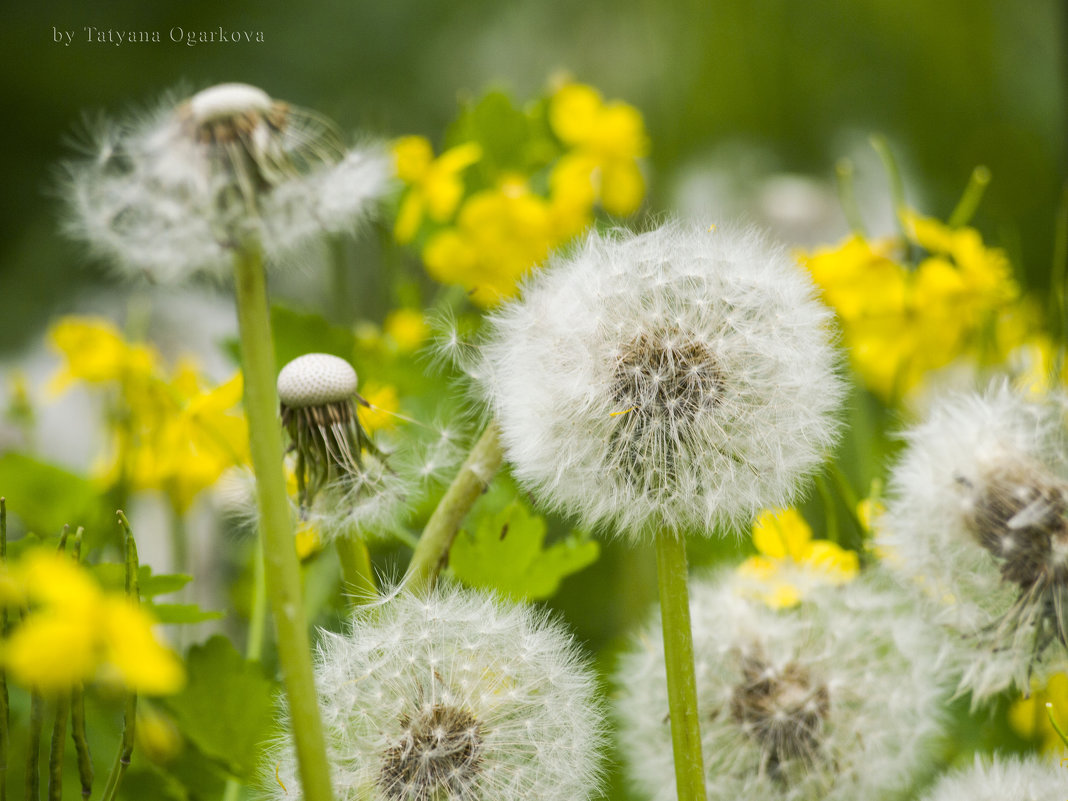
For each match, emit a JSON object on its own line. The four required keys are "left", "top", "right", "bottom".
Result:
{"left": 378, "top": 704, "right": 484, "bottom": 801}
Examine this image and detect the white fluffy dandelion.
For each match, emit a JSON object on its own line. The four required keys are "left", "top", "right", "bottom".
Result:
{"left": 277, "top": 352, "right": 407, "bottom": 541}
{"left": 478, "top": 222, "right": 843, "bottom": 541}
{"left": 877, "top": 383, "right": 1068, "bottom": 700}
{"left": 267, "top": 585, "right": 605, "bottom": 801}
{"left": 615, "top": 572, "right": 947, "bottom": 801}
{"left": 918, "top": 754, "right": 1067, "bottom": 801}
{"left": 63, "top": 82, "right": 390, "bottom": 281}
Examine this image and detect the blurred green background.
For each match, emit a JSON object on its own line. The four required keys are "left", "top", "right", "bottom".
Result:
{"left": 2, "top": 0, "right": 1065, "bottom": 356}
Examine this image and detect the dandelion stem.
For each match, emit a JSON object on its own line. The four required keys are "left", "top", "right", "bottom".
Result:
{"left": 231, "top": 244, "right": 334, "bottom": 801}
{"left": 47, "top": 696, "right": 69, "bottom": 801}
{"left": 869, "top": 135, "right": 913, "bottom": 263}
{"left": 834, "top": 158, "right": 866, "bottom": 236}
{"left": 26, "top": 694, "right": 43, "bottom": 801}
{"left": 655, "top": 532, "right": 707, "bottom": 801}
{"left": 814, "top": 474, "right": 839, "bottom": 545}
{"left": 405, "top": 421, "right": 503, "bottom": 592}
{"left": 947, "top": 166, "right": 991, "bottom": 228}
{"left": 335, "top": 534, "right": 376, "bottom": 606}
{"left": 101, "top": 513, "right": 140, "bottom": 801}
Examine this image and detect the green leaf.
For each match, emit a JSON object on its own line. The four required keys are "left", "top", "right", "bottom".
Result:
{"left": 0, "top": 453, "right": 112, "bottom": 544}
{"left": 92, "top": 564, "right": 192, "bottom": 598}
{"left": 145, "top": 602, "right": 224, "bottom": 624}
{"left": 271, "top": 304, "right": 357, "bottom": 369}
{"left": 448, "top": 90, "right": 541, "bottom": 176}
{"left": 450, "top": 500, "right": 600, "bottom": 601}
{"left": 164, "top": 636, "right": 278, "bottom": 781}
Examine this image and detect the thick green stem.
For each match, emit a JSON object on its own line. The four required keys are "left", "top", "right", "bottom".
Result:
{"left": 232, "top": 245, "right": 334, "bottom": 801}
{"left": 405, "top": 422, "right": 503, "bottom": 593}
{"left": 47, "top": 697, "right": 68, "bottom": 801}
{"left": 947, "top": 165, "right": 991, "bottom": 228}
{"left": 655, "top": 532, "right": 707, "bottom": 801}
{"left": 335, "top": 535, "right": 376, "bottom": 606}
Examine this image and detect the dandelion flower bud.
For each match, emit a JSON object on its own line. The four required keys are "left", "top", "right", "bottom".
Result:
{"left": 615, "top": 573, "right": 946, "bottom": 801}
{"left": 267, "top": 585, "right": 605, "bottom": 801}
{"left": 478, "top": 222, "right": 844, "bottom": 540}
{"left": 878, "top": 383, "right": 1068, "bottom": 700}
{"left": 278, "top": 352, "right": 405, "bottom": 541}
{"left": 917, "top": 754, "right": 1066, "bottom": 801}
{"left": 63, "top": 82, "right": 390, "bottom": 281}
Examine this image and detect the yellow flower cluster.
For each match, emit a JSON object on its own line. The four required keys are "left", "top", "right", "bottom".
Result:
{"left": 0, "top": 549, "right": 183, "bottom": 694}
{"left": 735, "top": 508, "right": 859, "bottom": 609}
{"left": 49, "top": 317, "right": 248, "bottom": 512}
{"left": 802, "top": 212, "right": 1023, "bottom": 402}
{"left": 393, "top": 82, "right": 649, "bottom": 306}
{"left": 1008, "top": 672, "right": 1068, "bottom": 755}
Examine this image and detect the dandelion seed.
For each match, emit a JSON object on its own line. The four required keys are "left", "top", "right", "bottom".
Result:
{"left": 63, "top": 82, "right": 390, "bottom": 282}
{"left": 615, "top": 572, "right": 946, "bottom": 801}
{"left": 877, "top": 383, "right": 1068, "bottom": 700}
{"left": 916, "top": 754, "right": 1066, "bottom": 801}
{"left": 266, "top": 585, "right": 605, "bottom": 801}
{"left": 478, "top": 222, "right": 844, "bottom": 540}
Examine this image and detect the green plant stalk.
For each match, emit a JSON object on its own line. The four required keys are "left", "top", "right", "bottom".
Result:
{"left": 232, "top": 245, "right": 334, "bottom": 801}
{"left": 834, "top": 158, "right": 866, "bottom": 236}
{"left": 655, "top": 532, "right": 708, "bottom": 801}
{"left": 47, "top": 697, "right": 69, "bottom": 801}
{"left": 246, "top": 535, "right": 268, "bottom": 661}
{"left": 405, "top": 421, "right": 503, "bottom": 592}
{"left": 335, "top": 534, "right": 376, "bottom": 606}
{"left": 947, "top": 165, "right": 991, "bottom": 228}
{"left": 100, "top": 513, "right": 141, "bottom": 801}
{"left": 869, "top": 134, "right": 914, "bottom": 263}
{"left": 0, "top": 498, "right": 8, "bottom": 801}
{"left": 69, "top": 688, "right": 92, "bottom": 800}
{"left": 26, "top": 694, "right": 43, "bottom": 801}
{"left": 814, "top": 474, "right": 839, "bottom": 545}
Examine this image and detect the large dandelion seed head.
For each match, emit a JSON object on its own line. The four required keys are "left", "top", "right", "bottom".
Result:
{"left": 266, "top": 585, "right": 605, "bottom": 801}
{"left": 917, "top": 754, "right": 1067, "bottom": 801}
{"left": 478, "top": 222, "right": 844, "bottom": 541}
{"left": 615, "top": 572, "right": 946, "bottom": 801}
{"left": 62, "top": 82, "right": 390, "bottom": 281}
{"left": 878, "top": 383, "right": 1068, "bottom": 700}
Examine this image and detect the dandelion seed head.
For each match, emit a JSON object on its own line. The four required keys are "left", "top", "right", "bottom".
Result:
{"left": 479, "top": 222, "right": 844, "bottom": 541}
{"left": 917, "top": 754, "right": 1066, "bottom": 801}
{"left": 615, "top": 572, "right": 946, "bottom": 801}
{"left": 277, "top": 353, "right": 359, "bottom": 408}
{"left": 266, "top": 585, "right": 605, "bottom": 801}
{"left": 878, "top": 383, "right": 1068, "bottom": 700}
{"left": 62, "top": 83, "right": 390, "bottom": 282}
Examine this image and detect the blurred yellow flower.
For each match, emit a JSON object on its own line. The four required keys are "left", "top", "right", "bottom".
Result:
{"left": 801, "top": 212, "right": 1022, "bottom": 403}
{"left": 1008, "top": 672, "right": 1068, "bottom": 755}
{"left": 393, "top": 136, "right": 482, "bottom": 244}
{"left": 548, "top": 82, "right": 649, "bottom": 216}
{"left": 135, "top": 705, "right": 183, "bottom": 764}
{"left": 736, "top": 508, "right": 859, "bottom": 609}
{"left": 1, "top": 550, "right": 184, "bottom": 694}
{"left": 423, "top": 179, "right": 555, "bottom": 306}
{"left": 47, "top": 317, "right": 158, "bottom": 396}
{"left": 384, "top": 308, "right": 428, "bottom": 352}
{"left": 294, "top": 518, "right": 323, "bottom": 561}
{"left": 358, "top": 384, "right": 400, "bottom": 434}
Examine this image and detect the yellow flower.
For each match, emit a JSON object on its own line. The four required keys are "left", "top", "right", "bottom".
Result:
{"left": 393, "top": 136, "right": 482, "bottom": 244}
{"left": 801, "top": 212, "right": 1021, "bottom": 403}
{"left": 2, "top": 550, "right": 184, "bottom": 694}
{"left": 548, "top": 83, "right": 648, "bottom": 216}
{"left": 294, "top": 518, "right": 323, "bottom": 561}
{"left": 736, "top": 508, "right": 859, "bottom": 609}
{"left": 48, "top": 317, "right": 158, "bottom": 396}
{"left": 384, "top": 308, "right": 428, "bottom": 352}
{"left": 358, "top": 384, "right": 400, "bottom": 434}
{"left": 423, "top": 179, "right": 555, "bottom": 306}
{"left": 1008, "top": 672, "right": 1068, "bottom": 755}
{"left": 135, "top": 705, "right": 183, "bottom": 764}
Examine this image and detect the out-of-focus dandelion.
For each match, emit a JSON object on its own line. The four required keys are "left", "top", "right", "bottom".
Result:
{"left": 267, "top": 585, "right": 605, "bottom": 801}
{"left": 616, "top": 572, "right": 946, "bottom": 801}
{"left": 0, "top": 549, "right": 183, "bottom": 694}
{"left": 63, "top": 82, "right": 390, "bottom": 282}
{"left": 877, "top": 383, "right": 1068, "bottom": 701}
{"left": 915, "top": 754, "right": 1066, "bottom": 801}
{"left": 479, "top": 222, "right": 844, "bottom": 541}
{"left": 735, "top": 508, "right": 859, "bottom": 609}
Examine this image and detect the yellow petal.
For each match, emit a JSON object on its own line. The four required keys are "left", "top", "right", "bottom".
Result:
{"left": 101, "top": 599, "right": 184, "bottom": 695}
{"left": 4, "top": 611, "right": 98, "bottom": 691}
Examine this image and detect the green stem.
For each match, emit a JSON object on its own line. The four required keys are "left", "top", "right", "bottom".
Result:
{"left": 47, "top": 697, "right": 68, "bottom": 801}
{"left": 70, "top": 688, "right": 92, "bottom": 800}
{"left": 335, "top": 534, "right": 376, "bottom": 606}
{"left": 26, "top": 694, "right": 43, "bottom": 801}
{"left": 834, "top": 158, "right": 866, "bottom": 236}
{"left": 655, "top": 532, "right": 707, "bottom": 801}
{"left": 405, "top": 421, "right": 503, "bottom": 592}
{"left": 0, "top": 498, "right": 8, "bottom": 801}
{"left": 232, "top": 245, "right": 334, "bottom": 801}
{"left": 246, "top": 535, "right": 268, "bottom": 662}
{"left": 947, "top": 165, "right": 991, "bottom": 228}
{"left": 869, "top": 134, "right": 913, "bottom": 262}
